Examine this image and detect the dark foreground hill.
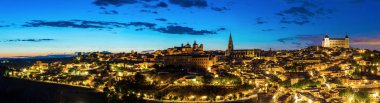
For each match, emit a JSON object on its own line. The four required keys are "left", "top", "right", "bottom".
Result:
{"left": 0, "top": 77, "right": 106, "bottom": 103}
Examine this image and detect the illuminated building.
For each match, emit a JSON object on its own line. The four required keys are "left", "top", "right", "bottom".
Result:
{"left": 226, "top": 33, "right": 234, "bottom": 56}
{"left": 162, "top": 54, "right": 217, "bottom": 69}
{"left": 322, "top": 34, "right": 350, "bottom": 48}
{"left": 225, "top": 33, "right": 256, "bottom": 58}
{"left": 166, "top": 41, "right": 204, "bottom": 55}
{"left": 30, "top": 61, "right": 49, "bottom": 70}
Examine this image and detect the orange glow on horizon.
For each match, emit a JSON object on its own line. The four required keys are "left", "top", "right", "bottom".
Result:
{"left": 0, "top": 52, "right": 69, "bottom": 58}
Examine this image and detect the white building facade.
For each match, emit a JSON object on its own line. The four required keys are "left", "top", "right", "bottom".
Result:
{"left": 322, "top": 34, "right": 350, "bottom": 48}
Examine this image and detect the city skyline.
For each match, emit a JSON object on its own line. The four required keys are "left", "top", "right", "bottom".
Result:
{"left": 2, "top": 1, "right": 380, "bottom": 103}
{"left": 1, "top": 0, "right": 380, "bottom": 57}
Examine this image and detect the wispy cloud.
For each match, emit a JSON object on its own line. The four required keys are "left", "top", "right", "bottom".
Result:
{"left": 139, "top": 9, "right": 158, "bottom": 14}
{"left": 154, "top": 26, "right": 217, "bottom": 35}
{"left": 23, "top": 20, "right": 109, "bottom": 28}
{"left": 169, "top": 0, "right": 208, "bottom": 8}
{"left": 351, "top": 37, "right": 380, "bottom": 45}
{"left": 256, "top": 17, "right": 267, "bottom": 24}
{"left": 211, "top": 6, "right": 228, "bottom": 12}
{"left": 277, "top": 34, "right": 323, "bottom": 47}
{"left": 155, "top": 18, "right": 167, "bottom": 22}
{"left": 277, "top": 0, "right": 332, "bottom": 25}
{"left": 22, "top": 20, "right": 157, "bottom": 29}
{"left": 2, "top": 39, "right": 54, "bottom": 42}
{"left": 155, "top": 2, "right": 168, "bottom": 8}
{"left": 128, "top": 22, "right": 156, "bottom": 28}
{"left": 0, "top": 25, "right": 10, "bottom": 28}
{"left": 349, "top": 0, "right": 380, "bottom": 3}
{"left": 277, "top": 37, "right": 294, "bottom": 44}
{"left": 93, "top": 0, "right": 168, "bottom": 14}
{"left": 352, "top": 41, "right": 380, "bottom": 45}
{"left": 262, "top": 29, "right": 274, "bottom": 32}
{"left": 99, "top": 10, "right": 119, "bottom": 15}
{"left": 93, "top": 0, "right": 139, "bottom": 6}
{"left": 22, "top": 19, "right": 225, "bottom": 35}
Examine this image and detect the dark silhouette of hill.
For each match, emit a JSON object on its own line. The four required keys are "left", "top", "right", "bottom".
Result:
{"left": 0, "top": 77, "right": 106, "bottom": 103}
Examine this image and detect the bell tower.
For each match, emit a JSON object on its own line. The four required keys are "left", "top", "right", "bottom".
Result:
{"left": 226, "top": 33, "right": 234, "bottom": 56}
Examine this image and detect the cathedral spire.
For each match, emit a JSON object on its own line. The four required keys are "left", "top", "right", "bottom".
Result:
{"left": 228, "top": 33, "right": 234, "bottom": 51}
{"left": 226, "top": 33, "right": 234, "bottom": 57}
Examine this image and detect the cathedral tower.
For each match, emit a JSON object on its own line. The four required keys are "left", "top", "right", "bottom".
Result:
{"left": 226, "top": 33, "right": 234, "bottom": 56}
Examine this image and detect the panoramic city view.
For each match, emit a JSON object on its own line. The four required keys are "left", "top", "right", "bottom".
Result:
{"left": 1, "top": 0, "right": 380, "bottom": 103}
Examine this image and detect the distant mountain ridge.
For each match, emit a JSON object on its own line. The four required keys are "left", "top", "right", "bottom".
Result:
{"left": 0, "top": 54, "right": 76, "bottom": 60}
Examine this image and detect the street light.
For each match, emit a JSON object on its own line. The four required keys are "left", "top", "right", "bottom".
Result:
{"left": 373, "top": 92, "right": 378, "bottom": 97}
{"left": 189, "top": 95, "right": 195, "bottom": 99}
{"left": 216, "top": 95, "right": 221, "bottom": 100}
{"left": 201, "top": 96, "right": 207, "bottom": 100}
{"left": 308, "top": 99, "right": 313, "bottom": 103}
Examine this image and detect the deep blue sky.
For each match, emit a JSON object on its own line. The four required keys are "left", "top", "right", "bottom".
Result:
{"left": 1, "top": 0, "right": 380, "bottom": 57}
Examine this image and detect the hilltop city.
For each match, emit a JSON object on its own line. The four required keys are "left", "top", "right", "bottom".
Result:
{"left": 1, "top": 33, "right": 380, "bottom": 103}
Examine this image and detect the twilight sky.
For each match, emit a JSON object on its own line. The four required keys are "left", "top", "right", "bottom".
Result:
{"left": 1, "top": 0, "right": 380, "bottom": 57}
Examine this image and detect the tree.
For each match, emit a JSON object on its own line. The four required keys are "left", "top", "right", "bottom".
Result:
{"left": 0, "top": 65, "right": 10, "bottom": 77}
{"left": 339, "top": 88, "right": 370, "bottom": 103}
{"left": 355, "top": 91, "right": 370, "bottom": 103}
{"left": 103, "top": 87, "right": 110, "bottom": 93}
{"left": 124, "top": 93, "right": 145, "bottom": 103}
{"left": 154, "top": 92, "right": 165, "bottom": 100}
{"left": 152, "top": 64, "right": 160, "bottom": 70}
{"left": 202, "top": 75, "right": 212, "bottom": 84}
{"left": 279, "top": 79, "right": 291, "bottom": 87}
{"left": 134, "top": 73, "right": 146, "bottom": 85}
